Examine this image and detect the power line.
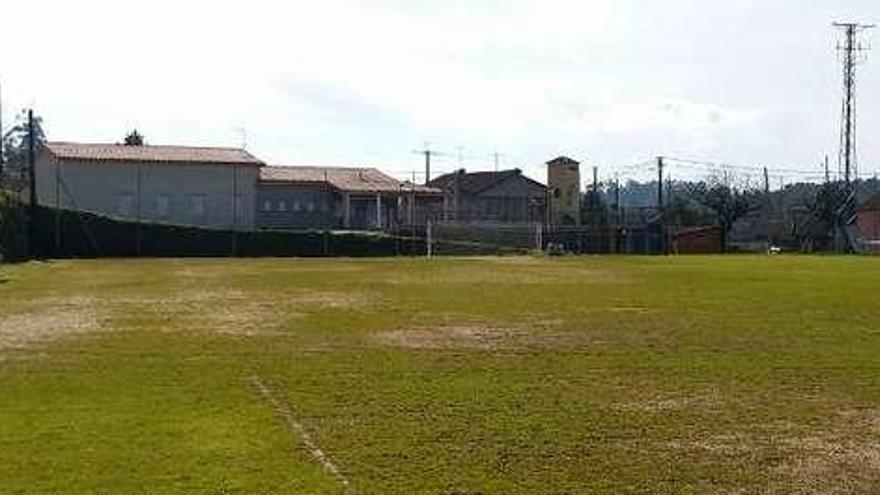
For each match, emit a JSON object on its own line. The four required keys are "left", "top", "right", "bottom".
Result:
{"left": 664, "top": 156, "right": 823, "bottom": 176}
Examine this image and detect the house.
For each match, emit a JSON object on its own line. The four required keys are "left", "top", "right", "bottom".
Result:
{"left": 257, "top": 166, "right": 443, "bottom": 230}
{"left": 35, "top": 142, "right": 263, "bottom": 229}
{"left": 428, "top": 168, "right": 547, "bottom": 224}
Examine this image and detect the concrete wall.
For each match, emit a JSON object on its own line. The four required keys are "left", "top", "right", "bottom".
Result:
{"left": 35, "top": 152, "right": 259, "bottom": 229}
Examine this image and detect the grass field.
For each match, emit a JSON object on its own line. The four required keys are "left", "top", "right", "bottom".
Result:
{"left": 2, "top": 256, "right": 880, "bottom": 493}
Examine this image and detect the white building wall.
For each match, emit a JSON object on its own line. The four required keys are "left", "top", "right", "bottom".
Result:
{"left": 35, "top": 152, "right": 259, "bottom": 229}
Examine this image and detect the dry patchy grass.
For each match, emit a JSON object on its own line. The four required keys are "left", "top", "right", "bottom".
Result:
{"left": 0, "top": 297, "right": 103, "bottom": 356}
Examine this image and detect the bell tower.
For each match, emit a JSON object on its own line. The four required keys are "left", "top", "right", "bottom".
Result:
{"left": 547, "top": 156, "right": 581, "bottom": 226}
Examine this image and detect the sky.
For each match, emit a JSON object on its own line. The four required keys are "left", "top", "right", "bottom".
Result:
{"left": 2, "top": 0, "right": 879, "bottom": 186}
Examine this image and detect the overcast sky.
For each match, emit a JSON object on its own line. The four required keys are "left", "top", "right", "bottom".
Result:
{"left": 2, "top": 0, "right": 879, "bottom": 185}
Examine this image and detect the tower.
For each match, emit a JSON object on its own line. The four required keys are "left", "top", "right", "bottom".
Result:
{"left": 547, "top": 156, "right": 581, "bottom": 226}
{"left": 834, "top": 22, "right": 874, "bottom": 188}
{"left": 832, "top": 22, "right": 874, "bottom": 251}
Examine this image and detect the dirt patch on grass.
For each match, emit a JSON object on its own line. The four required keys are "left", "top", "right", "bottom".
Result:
{"left": 771, "top": 436, "right": 880, "bottom": 493}
{"left": 291, "top": 290, "right": 370, "bottom": 310}
{"left": 114, "top": 287, "right": 374, "bottom": 337}
{"left": 614, "top": 393, "right": 722, "bottom": 414}
{"left": 398, "top": 269, "right": 628, "bottom": 286}
{"left": 612, "top": 386, "right": 726, "bottom": 414}
{"left": 373, "top": 319, "right": 569, "bottom": 350}
{"left": 767, "top": 409, "right": 880, "bottom": 493}
{"left": 668, "top": 409, "right": 880, "bottom": 493}
{"left": 375, "top": 325, "right": 523, "bottom": 350}
{"left": 0, "top": 298, "right": 101, "bottom": 353}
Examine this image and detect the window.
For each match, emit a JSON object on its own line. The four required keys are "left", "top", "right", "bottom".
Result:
{"left": 191, "top": 195, "right": 205, "bottom": 218}
{"left": 306, "top": 201, "right": 315, "bottom": 213}
{"left": 320, "top": 200, "right": 329, "bottom": 213}
{"left": 156, "top": 195, "right": 170, "bottom": 218}
{"left": 262, "top": 200, "right": 272, "bottom": 212}
{"left": 117, "top": 194, "right": 134, "bottom": 217}
{"left": 292, "top": 200, "right": 300, "bottom": 212}
{"left": 278, "top": 200, "right": 287, "bottom": 211}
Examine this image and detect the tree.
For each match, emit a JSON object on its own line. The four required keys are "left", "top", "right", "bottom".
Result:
{"left": 684, "top": 175, "right": 762, "bottom": 252}
{"left": 124, "top": 129, "right": 144, "bottom": 146}
{"left": 1, "top": 110, "right": 46, "bottom": 182}
{"left": 581, "top": 184, "right": 610, "bottom": 226}
{"left": 666, "top": 192, "right": 715, "bottom": 227}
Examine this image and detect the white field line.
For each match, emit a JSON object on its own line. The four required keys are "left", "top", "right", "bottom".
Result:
{"left": 250, "top": 375, "right": 351, "bottom": 488}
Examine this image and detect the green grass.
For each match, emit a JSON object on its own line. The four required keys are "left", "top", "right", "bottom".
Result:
{"left": 2, "top": 256, "right": 880, "bottom": 493}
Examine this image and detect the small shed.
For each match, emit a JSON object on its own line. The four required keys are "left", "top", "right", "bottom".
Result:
{"left": 672, "top": 226, "right": 722, "bottom": 254}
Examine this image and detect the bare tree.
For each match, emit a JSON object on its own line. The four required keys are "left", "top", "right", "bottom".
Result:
{"left": 684, "top": 173, "right": 763, "bottom": 252}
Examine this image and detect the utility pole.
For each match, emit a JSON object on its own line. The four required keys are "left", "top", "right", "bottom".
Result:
{"left": 779, "top": 176, "right": 786, "bottom": 238}
{"left": 412, "top": 145, "right": 441, "bottom": 185}
{"left": 763, "top": 166, "right": 771, "bottom": 247}
{"left": 592, "top": 166, "right": 598, "bottom": 209}
{"left": 493, "top": 151, "right": 505, "bottom": 173}
{"left": 614, "top": 173, "right": 621, "bottom": 254}
{"left": 657, "top": 156, "right": 666, "bottom": 254}
{"left": 54, "top": 152, "right": 61, "bottom": 252}
{"left": 410, "top": 171, "right": 416, "bottom": 238}
{"left": 614, "top": 173, "right": 621, "bottom": 220}
{"left": 824, "top": 155, "right": 830, "bottom": 183}
{"left": 27, "top": 109, "right": 37, "bottom": 256}
{"left": 426, "top": 219, "right": 433, "bottom": 258}
{"left": 27, "top": 110, "right": 36, "bottom": 207}
{"left": 763, "top": 167, "right": 770, "bottom": 195}
{"left": 230, "top": 164, "right": 238, "bottom": 257}
{"left": 656, "top": 156, "right": 664, "bottom": 210}
{"left": 135, "top": 161, "right": 142, "bottom": 256}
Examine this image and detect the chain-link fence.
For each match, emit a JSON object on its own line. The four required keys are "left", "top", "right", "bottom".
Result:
{"left": 427, "top": 218, "right": 670, "bottom": 255}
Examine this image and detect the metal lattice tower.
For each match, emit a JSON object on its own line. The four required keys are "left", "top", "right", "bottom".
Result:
{"left": 832, "top": 22, "right": 874, "bottom": 249}
{"left": 834, "top": 22, "right": 874, "bottom": 188}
